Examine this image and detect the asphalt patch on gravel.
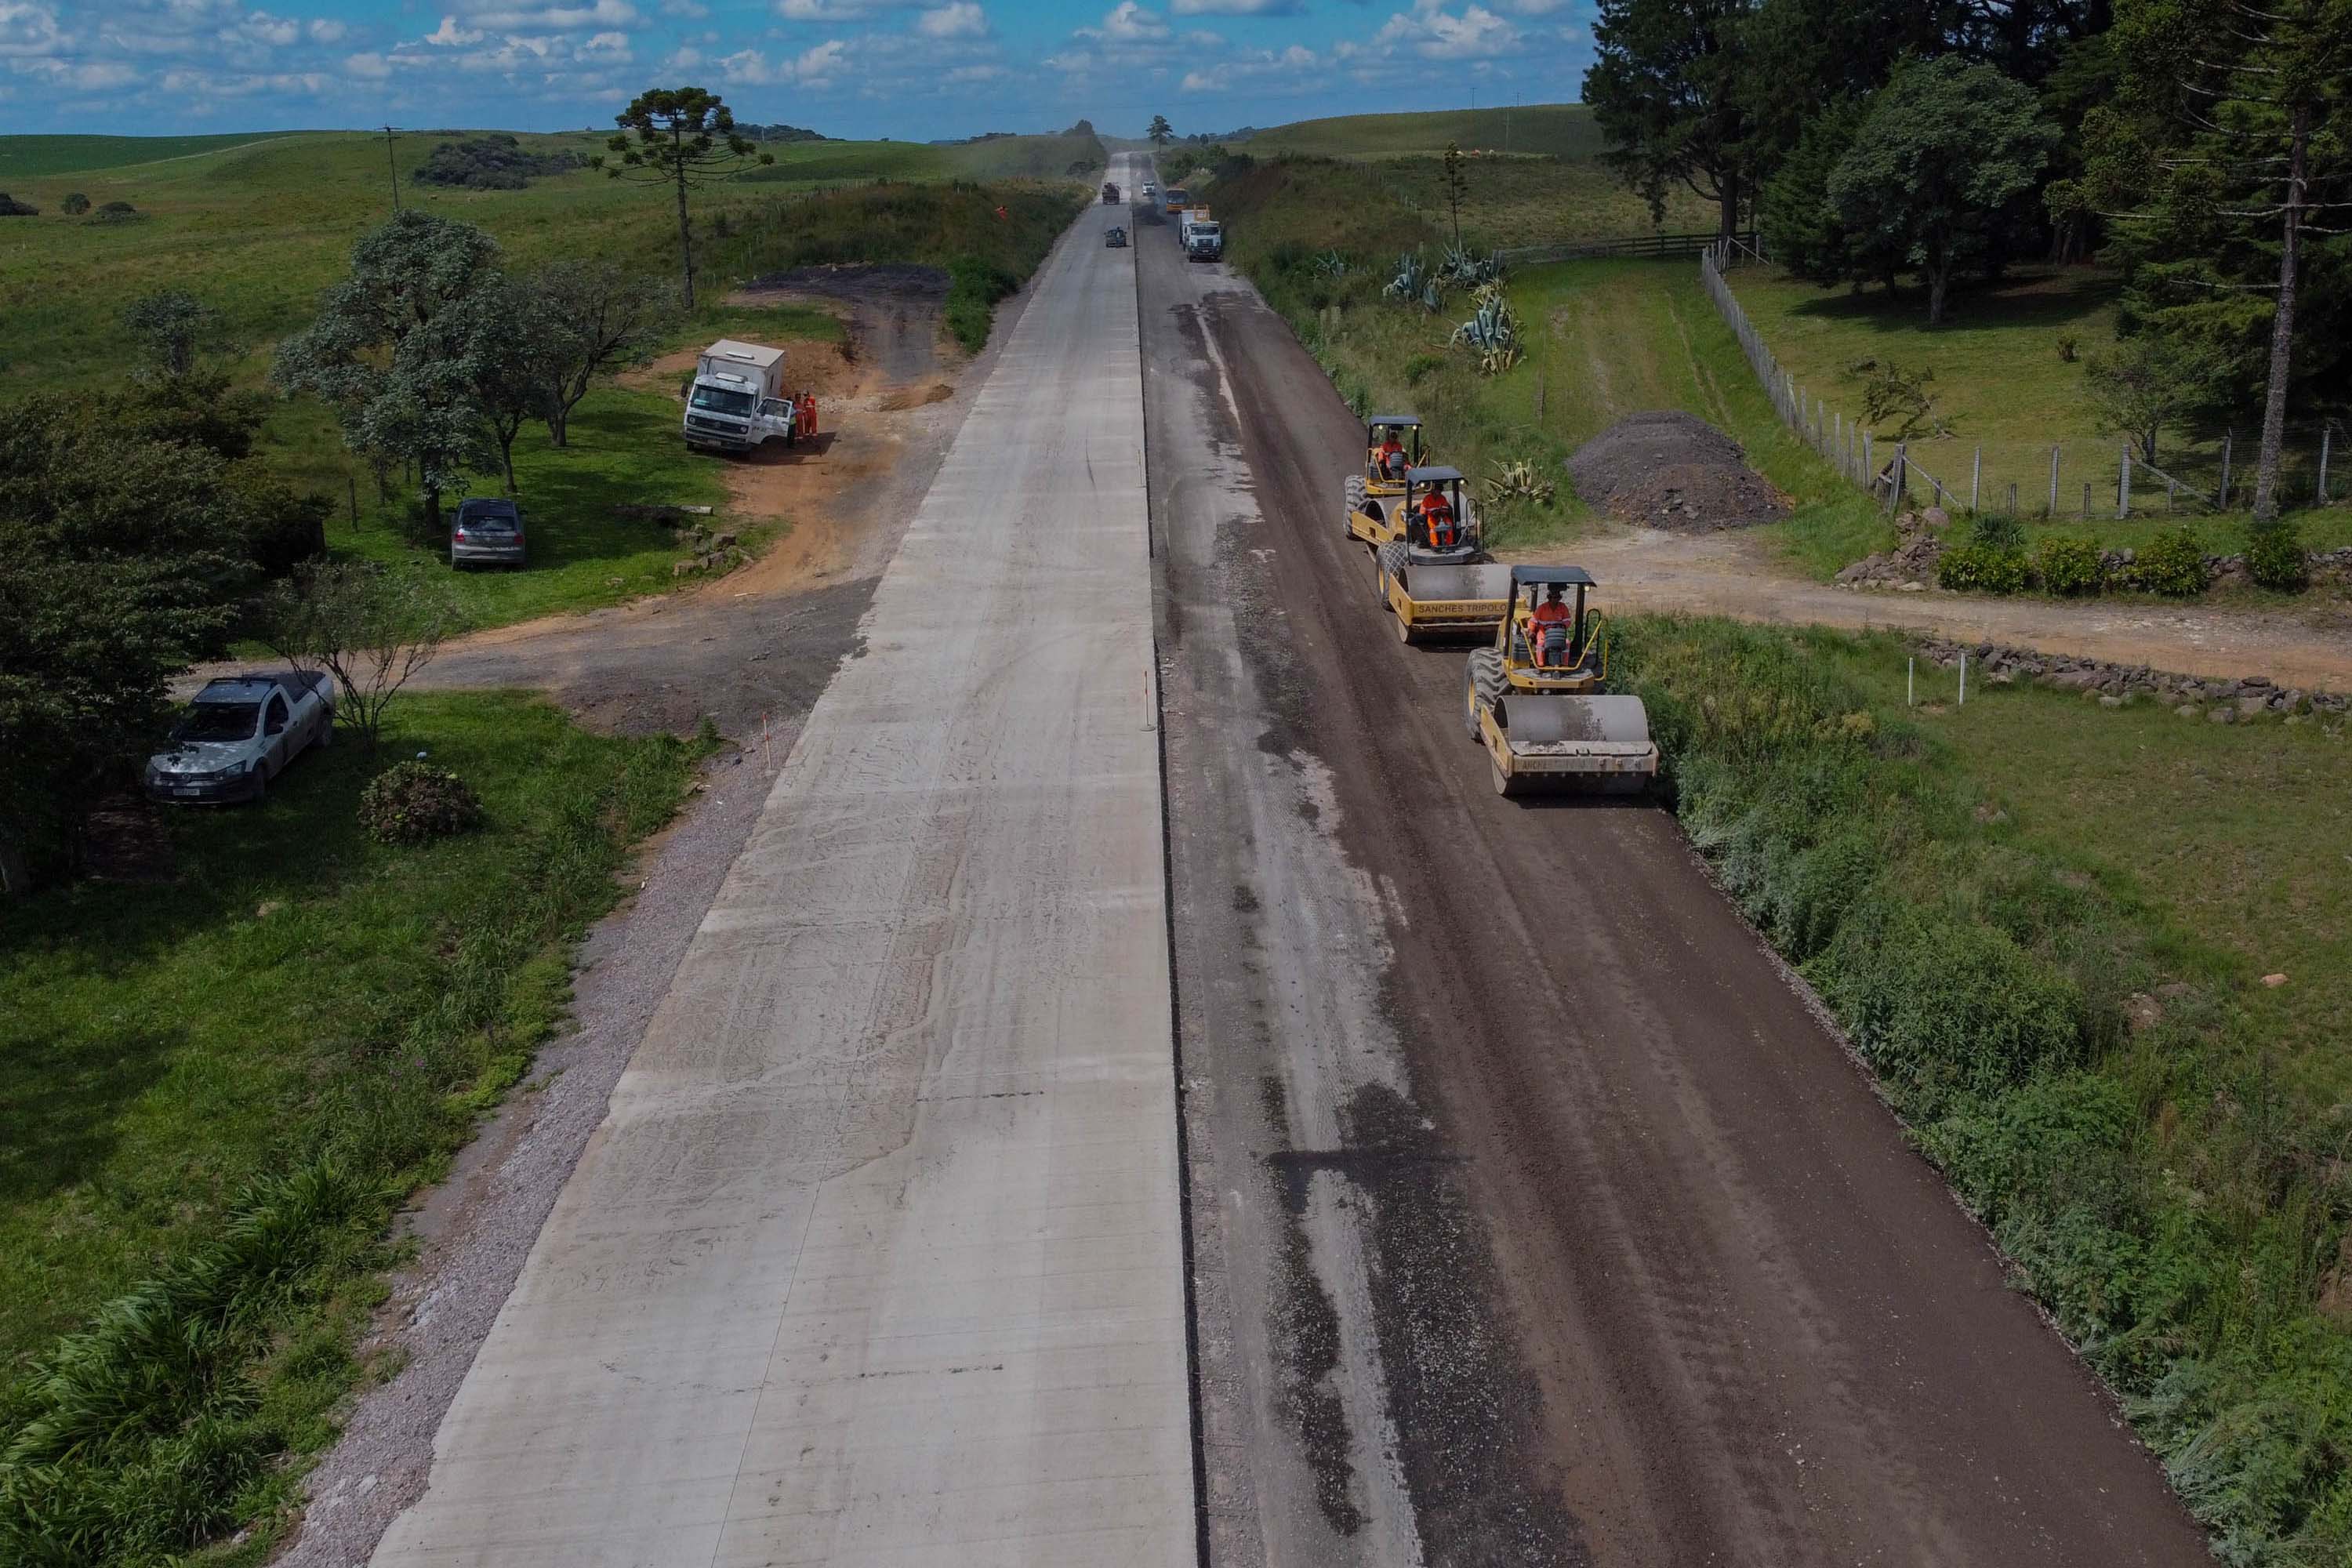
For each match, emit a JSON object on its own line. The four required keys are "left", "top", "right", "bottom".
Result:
{"left": 1342, "top": 1076, "right": 1592, "bottom": 1567}
{"left": 1568, "top": 410, "right": 1789, "bottom": 532}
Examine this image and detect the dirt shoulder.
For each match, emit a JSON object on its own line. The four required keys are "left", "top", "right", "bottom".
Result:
{"left": 1527, "top": 527, "right": 2352, "bottom": 693}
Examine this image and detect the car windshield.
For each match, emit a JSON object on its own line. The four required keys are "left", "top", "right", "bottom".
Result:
{"left": 691, "top": 386, "right": 756, "bottom": 416}
{"left": 175, "top": 702, "right": 259, "bottom": 742}
{"left": 460, "top": 510, "right": 516, "bottom": 532}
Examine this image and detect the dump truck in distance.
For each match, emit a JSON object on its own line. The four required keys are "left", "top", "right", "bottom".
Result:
{"left": 684, "top": 339, "right": 802, "bottom": 453}
{"left": 1103, "top": 180, "right": 1120, "bottom": 204}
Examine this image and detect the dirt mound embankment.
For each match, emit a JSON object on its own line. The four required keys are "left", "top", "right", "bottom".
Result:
{"left": 1568, "top": 411, "right": 1789, "bottom": 532}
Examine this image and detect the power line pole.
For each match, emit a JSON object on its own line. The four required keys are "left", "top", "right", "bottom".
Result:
{"left": 383, "top": 124, "right": 402, "bottom": 212}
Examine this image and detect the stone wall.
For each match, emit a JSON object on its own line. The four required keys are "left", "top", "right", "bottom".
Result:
{"left": 1912, "top": 638, "right": 2350, "bottom": 720}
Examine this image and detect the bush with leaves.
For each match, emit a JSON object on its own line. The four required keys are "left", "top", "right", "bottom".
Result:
{"left": 2036, "top": 535, "right": 2104, "bottom": 595}
{"left": 2133, "top": 525, "right": 2209, "bottom": 597}
{"left": 359, "top": 761, "right": 484, "bottom": 844}
{"left": 0, "top": 192, "right": 37, "bottom": 216}
{"left": 91, "top": 200, "right": 138, "bottom": 223}
{"left": 60, "top": 191, "right": 90, "bottom": 216}
{"left": 2242, "top": 517, "right": 2310, "bottom": 592}
{"left": 1937, "top": 543, "right": 2028, "bottom": 593}
{"left": 261, "top": 561, "right": 462, "bottom": 746}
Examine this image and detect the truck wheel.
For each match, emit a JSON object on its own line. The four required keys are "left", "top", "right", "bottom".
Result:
{"left": 248, "top": 766, "right": 267, "bottom": 804}
{"left": 1491, "top": 757, "right": 1520, "bottom": 797}
{"left": 1344, "top": 474, "right": 1367, "bottom": 535}
{"left": 314, "top": 718, "right": 332, "bottom": 749}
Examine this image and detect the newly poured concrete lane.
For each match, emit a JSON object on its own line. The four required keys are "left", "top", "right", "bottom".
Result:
{"left": 372, "top": 159, "right": 1192, "bottom": 1567}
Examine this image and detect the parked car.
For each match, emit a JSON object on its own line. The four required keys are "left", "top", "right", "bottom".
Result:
{"left": 451, "top": 497, "right": 525, "bottom": 568}
{"left": 145, "top": 671, "right": 336, "bottom": 804}
{"left": 1105, "top": 226, "right": 1128, "bottom": 248}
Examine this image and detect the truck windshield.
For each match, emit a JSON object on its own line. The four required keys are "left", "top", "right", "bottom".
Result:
{"left": 690, "top": 386, "right": 756, "bottom": 416}
{"left": 175, "top": 703, "right": 260, "bottom": 742}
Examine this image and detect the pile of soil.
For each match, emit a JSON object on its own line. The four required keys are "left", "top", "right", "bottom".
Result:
{"left": 1567, "top": 411, "right": 1790, "bottom": 532}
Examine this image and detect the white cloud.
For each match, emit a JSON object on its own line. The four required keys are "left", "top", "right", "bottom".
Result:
{"left": 663, "top": 42, "right": 702, "bottom": 66}
{"left": 720, "top": 35, "right": 845, "bottom": 84}
{"left": 579, "top": 28, "right": 629, "bottom": 54}
{"left": 660, "top": 0, "right": 707, "bottom": 12}
{"left": 229, "top": 9, "right": 299, "bottom": 45}
{"left": 1078, "top": 2, "right": 1165, "bottom": 42}
{"left": 424, "top": 15, "right": 483, "bottom": 43}
{"left": 344, "top": 48, "right": 390, "bottom": 74}
{"left": 1171, "top": 0, "right": 1298, "bottom": 13}
{"left": 464, "top": 0, "right": 638, "bottom": 31}
{"left": 916, "top": 0, "right": 982, "bottom": 38}
{"left": 10, "top": 53, "right": 140, "bottom": 87}
{"left": 306, "top": 16, "right": 345, "bottom": 40}
{"left": 0, "top": 1, "right": 68, "bottom": 55}
{"left": 1363, "top": 0, "right": 1518, "bottom": 60}
{"left": 943, "top": 60, "right": 1001, "bottom": 82}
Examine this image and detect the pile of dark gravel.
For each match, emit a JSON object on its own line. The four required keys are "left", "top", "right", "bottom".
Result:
{"left": 1567, "top": 410, "right": 1790, "bottom": 532}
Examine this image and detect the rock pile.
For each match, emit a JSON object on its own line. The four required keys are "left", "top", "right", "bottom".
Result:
{"left": 1835, "top": 509, "right": 1946, "bottom": 590}
{"left": 670, "top": 521, "right": 746, "bottom": 579}
{"left": 1567, "top": 411, "right": 1790, "bottom": 531}
{"left": 1911, "top": 638, "right": 2348, "bottom": 721}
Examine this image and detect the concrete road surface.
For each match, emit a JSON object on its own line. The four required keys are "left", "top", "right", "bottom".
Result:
{"left": 371, "top": 153, "right": 1194, "bottom": 1567}
{"left": 1130, "top": 165, "right": 2215, "bottom": 1565}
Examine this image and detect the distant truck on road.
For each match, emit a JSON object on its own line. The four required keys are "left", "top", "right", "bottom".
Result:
{"left": 1181, "top": 209, "right": 1223, "bottom": 261}
{"left": 684, "top": 339, "right": 813, "bottom": 454}
{"left": 1102, "top": 180, "right": 1120, "bottom": 204}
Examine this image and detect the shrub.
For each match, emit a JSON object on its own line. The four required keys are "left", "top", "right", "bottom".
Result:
{"left": 61, "top": 191, "right": 90, "bottom": 216}
{"left": 2243, "top": 517, "right": 2310, "bottom": 591}
{"left": 0, "top": 192, "right": 39, "bottom": 216}
{"left": 1403, "top": 352, "right": 1444, "bottom": 385}
{"left": 2135, "top": 524, "right": 2209, "bottom": 597}
{"left": 1937, "top": 542, "right": 2028, "bottom": 593}
{"left": 944, "top": 254, "right": 1018, "bottom": 354}
{"left": 358, "top": 761, "right": 483, "bottom": 844}
{"left": 1965, "top": 512, "right": 2025, "bottom": 553}
{"left": 2037, "top": 535, "right": 2104, "bottom": 595}
{"left": 410, "top": 134, "right": 580, "bottom": 191}
{"left": 91, "top": 200, "right": 138, "bottom": 223}
{"left": 2056, "top": 332, "right": 2079, "bottom": 363}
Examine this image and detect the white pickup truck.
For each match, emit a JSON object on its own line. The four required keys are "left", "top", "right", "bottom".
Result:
{"left": 145, "top": 671, "right": 335, "bottom": 804}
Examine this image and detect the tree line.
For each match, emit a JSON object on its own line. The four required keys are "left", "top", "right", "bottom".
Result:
{"left": 1584, "top": 0, "right": 2350, "bottom": 518}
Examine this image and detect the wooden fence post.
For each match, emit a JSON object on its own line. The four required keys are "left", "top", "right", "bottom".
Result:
{"left": 2220, "top": 430, "right": 2233, "bottom": 509}
{"left": 1863, "top": 431, "right": 1874, "bottom": 494}
{"left": 1890, "top": 443, "right": 1907, "bottom": 514}
{"left": 2082, "top": 482, "right": 2092, "bottom": 520}
{"left": 2118, "top": 443, "right": 2132, "bottom": 518}
{"left": 1970, "top": 447, "right": 1981, "bottom": 513}
{"left": 2048, "top": 445, "right": 2060, "bottom": 518}
{"left": 2008, "top": 482, "right": 2018, "bottom": 515}
{"left": 2321, "top": 427, "right": 2332, "bottom": 503}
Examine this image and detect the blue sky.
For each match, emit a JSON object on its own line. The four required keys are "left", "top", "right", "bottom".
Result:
{"left": 0, "top": 0, "right": 1595, "bottom": 140}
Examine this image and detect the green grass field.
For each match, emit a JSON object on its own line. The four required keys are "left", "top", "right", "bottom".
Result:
{"left": 1723, "top": 264, "right": 2352, "bottom": 545}
{"left": 0, "top": 129, "right": 1088, "bottom": 631}
{"left": 1243, "top": 103, "right": 1610, "bottom": 161}
{"left": 0, "top": 695, "right": 701, "bottom": 1368}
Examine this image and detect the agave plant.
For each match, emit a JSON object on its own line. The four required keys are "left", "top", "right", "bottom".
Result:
{"left": 1479, "top": 344, "right": 1523, "bottom": 376}
{"left": 1312, "top": 249, "right": 1350, "bottom": 279}
{"left": 1420, "top": 279, "right": 1443, "bottom": 314}
{"left": 1383, "top": 250, "right": 1428, "bottom": 301}
{"left": 1451, "top": 295, "right": 1519, "bottom": 352}
{"left": 1439, "top": 245, "right": 1507, "bottom": 288}
{"left": 1486, "top": 458, "right": 1556, "bottom": 506}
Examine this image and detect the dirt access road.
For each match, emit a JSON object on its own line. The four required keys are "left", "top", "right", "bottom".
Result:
{"left": 1134, "top": 166, "right": 2212, "bottom": 1564}
{"left": 1559, "top": 525, "right": 2352, "bottom": 692}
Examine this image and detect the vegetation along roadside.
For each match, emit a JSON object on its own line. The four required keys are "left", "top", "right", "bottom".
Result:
{"left": 0, "top": 696, "right": 713, "bottom": 1564}
{"left": 1613, "top": 616, "right": 2352, "bottom": 1563}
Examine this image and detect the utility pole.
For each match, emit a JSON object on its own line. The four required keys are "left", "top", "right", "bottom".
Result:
{"left": 383, "top": 124, "right": 402, "bottom": 212}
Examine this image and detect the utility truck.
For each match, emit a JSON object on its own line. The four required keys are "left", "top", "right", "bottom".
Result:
{"left": 683, "top": 339, "right": 807, "bottom": 454}
{"left": 1184, "top": 216, "right": 1224, "bottom": 261}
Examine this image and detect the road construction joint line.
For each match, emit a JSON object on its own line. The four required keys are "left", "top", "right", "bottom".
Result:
{"left": 371, "top": 154, "right": 1195, "bottom": 1568}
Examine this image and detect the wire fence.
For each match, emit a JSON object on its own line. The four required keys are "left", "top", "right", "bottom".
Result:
{"left": 1699, "top": 241, "right": 2348, "bottom": 521}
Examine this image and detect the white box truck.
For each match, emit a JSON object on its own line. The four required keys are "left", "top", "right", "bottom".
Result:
{"left": 1181, "top": 209, "right": 1223, "bottom": 261}
{"left": 684, "top": 339, "right": 800, "bottom": 453}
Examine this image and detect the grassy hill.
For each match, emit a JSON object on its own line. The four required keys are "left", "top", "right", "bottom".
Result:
{"left": 0, "top": 132, "right": 336, "bottom": 179}
{"left": 1242, "top": 103, "right": 1606, "bottom": 160}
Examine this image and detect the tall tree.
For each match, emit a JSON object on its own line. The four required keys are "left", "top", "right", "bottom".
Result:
{"left": 1147, "top": 114, "right": 1174, "bottom": 147}
{"left": 276, "top": 210, "right": 505, "bottom": 533}
{"left": 0, "top": 397, "right": 251, "bottom": 888}
{"left": 1584, "top": 0, "right": 1761, "bottom": 238}
{"left": 2091, "top": 0, "right": 2352, "bottom": 518}
{"left": 1828, "top": 57, "right": 2056, "bottom": 323}
{"left": 533, "top": 260, "right": 671, "bottom": 448}
{"left": 122, "top": 290, "right": 223, "bottom": 378}
{"left": 1759, "top": 94, "right": 1875, "bottom": 282}
{"left": 593, "top": 87, "right": 771, "bottom": 311}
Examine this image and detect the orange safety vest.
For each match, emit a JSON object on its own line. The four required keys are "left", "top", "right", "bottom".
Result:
{"left": 797, "top": 393, "right": 817, "bottom": 439}
{"left": 1419, "top": 493, "right": 1458, "bottom": 549}
{"left": 1529, "top": 602, "right": 1574, "bottom": 663}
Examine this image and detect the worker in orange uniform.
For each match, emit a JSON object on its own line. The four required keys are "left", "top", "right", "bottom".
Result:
{"left": 1528, "top": 583, "right": 1576, "bottom": 666}
{"left": 797, "top": 391, "right": 817, "bottom": 441}
{"left": 1417, "top": 485, "right": 1460, "bottom": 550}
{"left": 1373, "top": 430, "right": 1408, "bottom": 481}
